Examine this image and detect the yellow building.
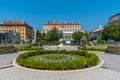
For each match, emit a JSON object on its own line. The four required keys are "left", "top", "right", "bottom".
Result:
{"left": 0, "top": 20, "right": 33, "bottom": 41}
{"left": 43, "top": 21, "right": 81, "bottom": 33}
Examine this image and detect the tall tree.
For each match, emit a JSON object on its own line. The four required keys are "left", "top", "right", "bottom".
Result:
{"left": 85, "top": 31, "right": 89, "bottom": 45}
{"left": 72, "top": 31, "right": 84, "bottom": 43}
{"left": 47, "top": 27, "right": 61, "bottom": 42}
{"left": 36, "top": 30, "right": 42, "bottom": 42}
{"left": 102, "top": 24, "right": 120, "bottom": 46}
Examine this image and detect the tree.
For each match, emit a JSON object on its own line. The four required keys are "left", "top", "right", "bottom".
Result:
{"left": 97, "top": 30, "right": 105, "bottom": 44}
{"left": 36, "top": 30, "right": 41, "bottom": 42}
{"left": 85, "top": 31, "right": 89, "bottom": 45}
{"left": 72, "top": 31, "right": 84, "bottom": 44}
{"left": 47, "top": 27, "right": 62, "bottom": 42}
{"left": 101, "top": 26, "right": 111, "bottom": 41}
{"left": 102, "top": 24, "right": 120, "bottom": 46}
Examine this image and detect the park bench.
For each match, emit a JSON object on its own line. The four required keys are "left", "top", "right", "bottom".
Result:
{"left": 0, "top": 46, "right": 16, "bottom": 53}
{"left": 106, "top": 46, "right": 120, "bottom": 54}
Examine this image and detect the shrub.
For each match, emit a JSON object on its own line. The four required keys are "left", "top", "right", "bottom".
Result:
{"left": 77, "top": 46, "right": 81, "bottom": 50}
{"left": 78, "top": 46, "right": 104, "bottom": 51}
{"left": 15, "top": 44, "right": 43, "bottom": 51}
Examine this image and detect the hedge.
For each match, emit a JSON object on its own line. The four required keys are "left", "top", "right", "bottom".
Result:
{"left": 17, "top": 50, "right": 99, "bottom": 70}
{"left": 78, "top": 46, "right": 105, "bottom": 51}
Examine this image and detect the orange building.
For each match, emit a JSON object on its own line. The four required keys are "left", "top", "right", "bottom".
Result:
{"left": 43, "top": 21, "right": 81, "bottom": 33}
{"left": 0, "top": 20, "right": 33, "bottom": 41}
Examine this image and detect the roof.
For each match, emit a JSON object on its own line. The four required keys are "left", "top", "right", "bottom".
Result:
{"left": 109, "top": 13, "right": 120, "bottom": 19}
{"left": 0, "top": 20, "right": 33, "bottom": 29}
{"left": 43, "top": 21, "right": 80, "bottom": 25}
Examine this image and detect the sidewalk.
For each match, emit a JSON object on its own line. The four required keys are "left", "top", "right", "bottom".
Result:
{"left": 0, "top": 67, "right": 119, "bottom": 80}
{"left": 0, "top": 53, "right": 18, "bottom": 66}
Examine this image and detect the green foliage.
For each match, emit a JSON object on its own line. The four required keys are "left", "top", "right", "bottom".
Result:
{"left": 17, "top": 50, "right": 99, "bottom": 70}
{"left": 78, "top": 45, "right": 104, "bottom": 51}
{"left": 45, "top": 41, "right": 60, "bottom": 45}
{"left": 47, "top": 27, "right": 62, "bottom": 42}
{"left": 102, "top": 24, "right": 120, "bottom": 42}
{"left": 82, "top": 46, "right": 87, "bottom": 51}
{"left": 20, "top": 40, "right": 25, "bottom": 44}
{"left": 16, "top": 44, "right": 43, "bottom": 51}
{"left": 72, "top": 31, "right": 84, "bottom": 42}
{"left": 36, "top": 30, "right": 47, "bottom": 42}
{"left": 97, "top": 39, "right": 105, "bottom": 44}
{"left": 77, "top": 46, "right": 81, "bottom": 50}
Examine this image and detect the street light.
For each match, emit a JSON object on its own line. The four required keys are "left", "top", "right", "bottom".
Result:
{"left": 80, "top": 36, "right": 85, "bottom": 49}
{"left": 14, "top": 33, "right": 16, "bottom": 44}
{"left": 107, "top": 33, "right": 109, "bottom": 44}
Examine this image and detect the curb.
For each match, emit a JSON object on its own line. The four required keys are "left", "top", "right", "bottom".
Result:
{"left": 13, "top": 57, "right": 104, "bottom": 73}
{"left": 0, "top": 64, "right": 13, "bottom": 69}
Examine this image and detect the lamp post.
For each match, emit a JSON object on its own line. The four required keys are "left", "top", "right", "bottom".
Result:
{"left": 14, "top": 33, "right": 16, "bottom": 44}
{"left": 1, "top": 31, "right": 4, "bottom": 46}
{"left": 108, "top": 33, "right": 109, "bottom": 44}
{"left": 80, "top": 36, "right": 85, "bottom": 49}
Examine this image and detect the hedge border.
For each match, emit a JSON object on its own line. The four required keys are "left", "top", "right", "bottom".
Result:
{"left": 16, "top": 50, "right": 99, "bottom": 70}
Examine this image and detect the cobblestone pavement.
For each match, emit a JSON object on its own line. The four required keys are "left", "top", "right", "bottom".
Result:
{"left": 1, "top": 48, "right": 120, "bottom": 80}
{"left": 0, "top": 53, "right": 18, "bottom": 66}
{"left": 0, "top": 67, "right": 120, "bottom": 80}
{"left": 90, "top": 51, "right": 120, "bottom": 72}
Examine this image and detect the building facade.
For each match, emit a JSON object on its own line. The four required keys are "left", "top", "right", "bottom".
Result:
{"left": 43, "top": 21, "right": 81, "bottom": 44}
{"left": 0, "top": 20, "right": 33, "bottom": 41}
{"left": 0, "top": 31, "right": 20, "bottom": 43}
{"left": 109, "top": 13, "right": 120, "bottom": 24}
{"left": 43, "top": 21, "right": 81, "bottom": 33}
{"left": 89, "top": 25, "right": 103, "bottom": 41}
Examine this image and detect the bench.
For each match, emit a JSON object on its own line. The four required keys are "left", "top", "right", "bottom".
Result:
{"left": 0, "top": 46, "right": 16, "bottom": 53}
{"left": 106, "top": 46, "right": 120, "bottom": 54}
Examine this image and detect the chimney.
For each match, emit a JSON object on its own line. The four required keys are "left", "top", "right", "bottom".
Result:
{"left": 3, "top": 20, "right": 5, "bottom": 23}
{"left": 64, "top": 21, "right": 66, "bottom": 24}
{"left": 14, "top": 19, "right": 16, "bottom": 22}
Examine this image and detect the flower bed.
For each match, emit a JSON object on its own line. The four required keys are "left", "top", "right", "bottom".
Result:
{"left": 16, "top": 50, "right": 99, "bottom": 70}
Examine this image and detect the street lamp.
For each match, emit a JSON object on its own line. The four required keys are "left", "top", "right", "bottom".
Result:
{"left": 14, "top": 33, "right": 16, "bottom": 44}
{"left": 80, "top": 36, "right": 85, "bottom": 49}
{"left": 107, "top": 33, "right": 109, "bottom": 44}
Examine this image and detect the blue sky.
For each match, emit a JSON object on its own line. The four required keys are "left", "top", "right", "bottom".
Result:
{"left": 0, "top": 0, "right": 120, "bottom": 31}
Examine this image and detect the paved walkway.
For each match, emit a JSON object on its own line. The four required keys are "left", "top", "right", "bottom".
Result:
{"left": 0, "top": 67, "right": 120, "bottom": 80}
{"left": 43, "top": 45, "right": 78, "bottom": 50}
{"left": 0, "top": 53, "right": 18, "bottom": 67}
{"left": 0, "top": 48, "right": 120, "bottom": 80}
{"left": 90, "top": 51, "right": 120, "bottom": 72}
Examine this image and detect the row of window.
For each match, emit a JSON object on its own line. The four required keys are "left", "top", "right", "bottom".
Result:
{"left": 62, "top": 25, "right": 79, "bottom": 28}
{"left": 110, "top": 15, "right": 120, "bottom": 22}
{"left": 62, "top": 29, "right": 79, "bottom": 31}
{"left": 1, "top": 26, "right": 25, "bottom": 28}
{"left": 5, "top": 29, "right": 25, "bottom": 32}
{"left": 48, "top": 25, "right": 80, "bottom": 28}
